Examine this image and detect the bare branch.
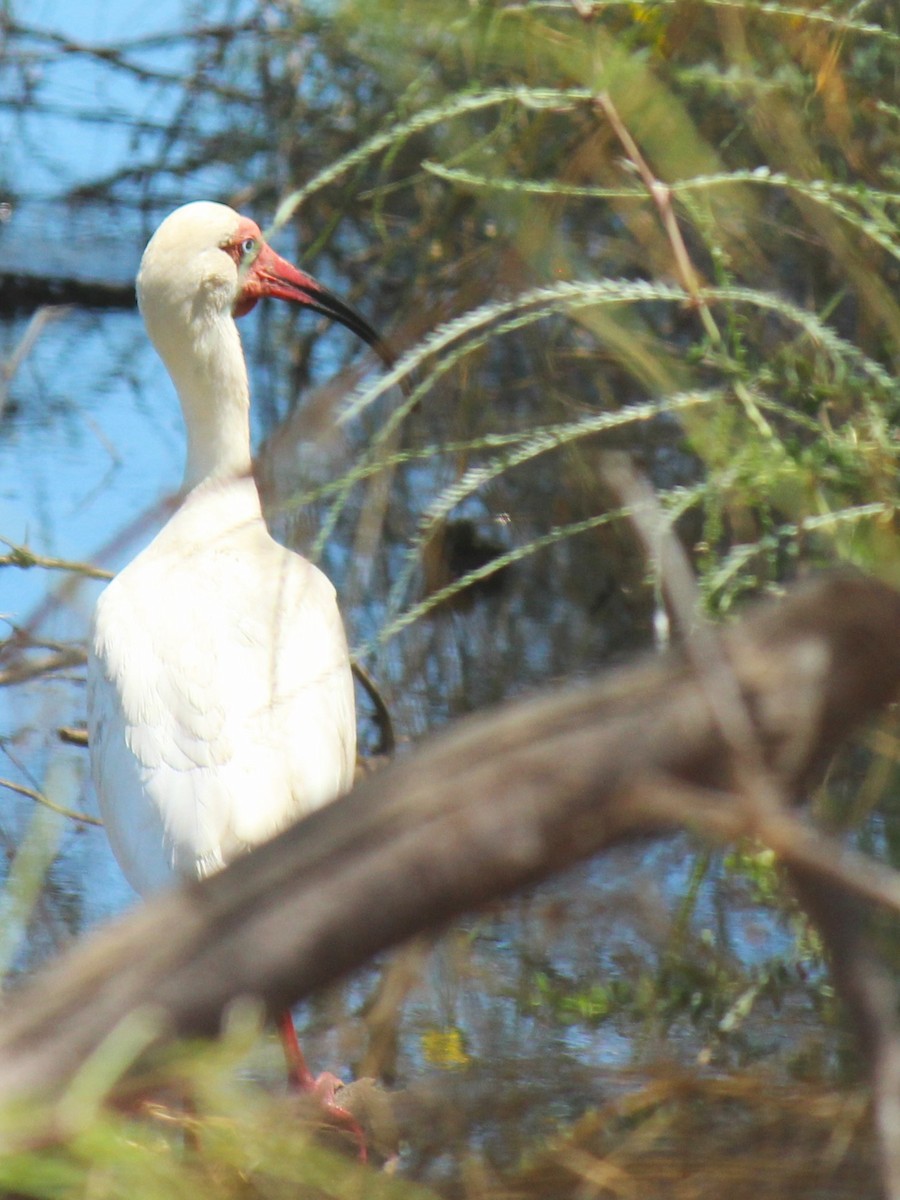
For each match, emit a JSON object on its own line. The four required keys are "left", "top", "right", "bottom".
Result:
{"left": 0, "top": 307, "right": 69, "bottom": 414}
{"left": 594, "top": 91, "right": 721, "bottom": 344}
{"left": 0, "top": 778, "right": 101, "bottom": 828}
{"left": 0, "top": 572, "right": 896, "bottom": 1109}
{"left": 788, "top": 865, "right": 900, "bottom": 1200}
{"left": 0, "top": 644, "right": 86, "bottom": 688}
{"left": 0, "top": 539, "right": 112, "bottom": 581}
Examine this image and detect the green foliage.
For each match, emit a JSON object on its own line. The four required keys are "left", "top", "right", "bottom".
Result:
{"left": 232, "top": 0, "right": 900, "bottom": 653}
{"left": 0, "top": 1023, "right": 434, "bottom": 1200}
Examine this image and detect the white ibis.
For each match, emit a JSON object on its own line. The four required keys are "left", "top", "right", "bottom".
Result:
{"left": 87, "top": 200, "right": 391, "bottom": 1151}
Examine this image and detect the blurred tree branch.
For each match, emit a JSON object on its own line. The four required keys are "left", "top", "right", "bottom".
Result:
{"left": 0, "top": 640, "right": 86, "bottom": 688}
{"left": 0, "top": 777, "right": 100, "bottom": 828}
{"left": 0, "top": 572, "right": 898, "bottom": 1117}
{"left": 0, "top": 539, "right": 112, "bottom": 581}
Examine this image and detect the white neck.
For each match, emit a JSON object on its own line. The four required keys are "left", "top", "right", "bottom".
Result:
{"left": 152, "top": 313, "right": 254, "bottom": 492}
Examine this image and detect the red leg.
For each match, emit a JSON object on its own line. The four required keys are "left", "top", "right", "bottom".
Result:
{"left": 278, "top": 1009, "right": 316, "bottom": 1090}
{"left": 277, "top": 1009, "right": 367, "bottom": 1162}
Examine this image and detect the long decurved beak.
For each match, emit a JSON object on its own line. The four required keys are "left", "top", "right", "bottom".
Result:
{"left": 237, "top": 241, "right": 395, "bottom": 371}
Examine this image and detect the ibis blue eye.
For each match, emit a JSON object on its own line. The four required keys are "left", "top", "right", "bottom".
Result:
{"left": 240, "top": 237, "right": 257, "bottom": 257}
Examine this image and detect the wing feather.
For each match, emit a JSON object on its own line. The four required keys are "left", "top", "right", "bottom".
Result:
{"left": 87, "top": 479, "right": 356, "bottom": 894}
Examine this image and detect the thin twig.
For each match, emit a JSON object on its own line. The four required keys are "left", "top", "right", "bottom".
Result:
{"left": 351, "top": 661, "right": 396, "bottom": 757}
{"left": 593, "top": 91, "right": 775, "bottom": 437}
{"left": 787, "top": 865, "right": 900, "bottom": 1200}
{"left": 0, "top": 307, "right": 69, "bottom": 418}
{"left": 0, "top": 647, "right": 87, "bottom": 688}
{"left": 0, "top": 777, "right": 101, "bottom": 828}
{"left": 57, "top": 727, "right": 88, "bottom": 749}
{"left": 594, "top": 91, "right": 720, "bottom": 344}
{"left": 632, "top": 773, "right": 900, "bottom": 921}
{"left": 0, "top": 539, "right": 112, "bottom": 581}
{"left": 603, "top": 456, "right": 787, "bottom": 820}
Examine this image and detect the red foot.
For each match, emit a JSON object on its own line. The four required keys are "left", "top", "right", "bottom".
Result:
{"left": 277, "top": 1010, "right": 367, "bottom": 1162}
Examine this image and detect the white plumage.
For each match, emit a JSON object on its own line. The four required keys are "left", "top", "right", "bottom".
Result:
{"left": 87, "top": 201, "right": 384, "bottom": 897}
{"left": 89, "top": 475, "right": 355, "bottom": 892}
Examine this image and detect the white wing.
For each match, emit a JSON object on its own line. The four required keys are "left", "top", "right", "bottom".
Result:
{"left": 87, "top": 478, "right": 356, "bottom": 896}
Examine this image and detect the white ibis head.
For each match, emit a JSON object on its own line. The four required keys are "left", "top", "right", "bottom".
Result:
{"left": 137, "top": 200, "right": 391, "bottom": 367}
{"left": 135, "top": 201, "right": 394, "bottom": 488}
